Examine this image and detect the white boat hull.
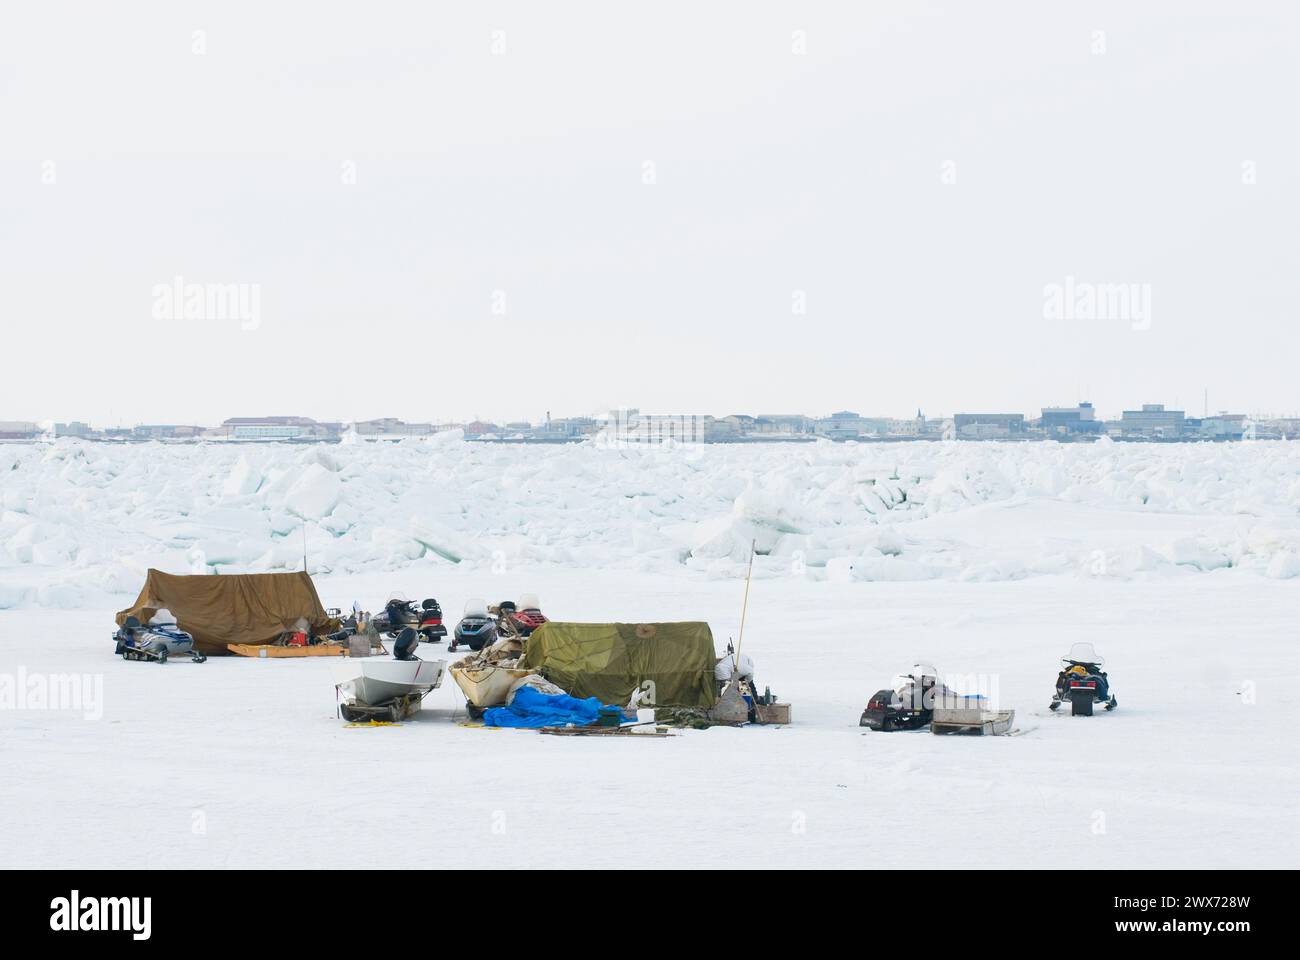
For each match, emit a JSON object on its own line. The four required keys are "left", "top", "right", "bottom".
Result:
{"left": 332, "top": 658, "right": 446, "bottom": 706}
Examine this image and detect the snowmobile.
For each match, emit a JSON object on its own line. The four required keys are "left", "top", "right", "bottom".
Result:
{"left": 492, "top": 593, "right": 548, "bottom": 642}
{"left": 416, "top": 599, "right": 447, "bottom": 643}
{"left": 372, "top": 593, "right": 447, "bottom": 643}
{"left": 371, "top": 593, "right": 416, "bottom": 637}
{"left": 860, "top": 663, "right": 945, "bottom": 731}
{"left": 1049, "top": 642, "right": 1116, "bottom": 716}
{"left": 451, "top": 598, "right": 497, "bottom": 652}
{"left": 113, "top": 609, "right": 206, "bottom": 664}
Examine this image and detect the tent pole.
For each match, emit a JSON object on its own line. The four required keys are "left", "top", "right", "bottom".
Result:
{"left": 733, "top": 538, "right": 756, "bottom": 674}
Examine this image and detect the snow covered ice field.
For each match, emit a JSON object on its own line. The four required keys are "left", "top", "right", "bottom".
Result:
{"left": 2, "top": 437, "right": 1300, "bottom": 868}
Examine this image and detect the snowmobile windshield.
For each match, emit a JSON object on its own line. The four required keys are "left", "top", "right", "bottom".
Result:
{"left": 909, "top": 662, "right": 939, "bottom": 681}
{"left": 149, "top": 608, "right": 178, "bottom": 627}
{"left": 464, "top": 598, "right": 489, "bottom": 617}
{"left": 1065, "top": 642, "right": 1103, "bottom": 666}
{"left": 892, "top": 663, "right": 939, "bottom": 691}
{"left": 387, "top": 592, "right": 409, "bottom": 603}
{"left": 518, "top": 593, "right": 540, "bottom": 610}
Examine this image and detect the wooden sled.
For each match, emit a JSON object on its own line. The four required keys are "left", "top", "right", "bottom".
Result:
{"left": 930, "top": 708, "right": 1015, "bottom": 736}
{"left": 227, "top": 642, "right": 348, "bottom": 658}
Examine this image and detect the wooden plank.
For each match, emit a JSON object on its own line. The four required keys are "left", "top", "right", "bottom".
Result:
{"left": 539, "top": 726, "right": 675, "bottom": 738}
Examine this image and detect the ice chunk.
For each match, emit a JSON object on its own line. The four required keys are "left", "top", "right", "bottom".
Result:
{"left": 284, "top": 464, "right": 342, "bottom": 520}
{"left": 1266, "top": 551, "right": 1300, "bottom": 579}
{"left": 222, "top": 456, "right": 262, "bottom": 498}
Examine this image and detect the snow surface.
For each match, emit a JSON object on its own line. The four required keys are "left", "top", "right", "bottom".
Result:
{"left": 2, "top": 439, "right": 1299, "bottom": 867}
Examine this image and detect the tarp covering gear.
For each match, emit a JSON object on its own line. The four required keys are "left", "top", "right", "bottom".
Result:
{"left": 482, "top": 686, "right": 631, "bottom": 729}
{"left": 520, "top": 622, "right": 717, "bottom": 708}
{"left": 115, "top": 569, "right": 336, "bottom": 656}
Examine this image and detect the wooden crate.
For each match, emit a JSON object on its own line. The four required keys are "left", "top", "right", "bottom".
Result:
{"left": 754, "top": 702, "right": 792, "bottom": 725}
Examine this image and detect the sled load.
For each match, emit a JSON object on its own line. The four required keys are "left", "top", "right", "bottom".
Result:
{"left": 331, "top": 656, "right": 446, "bottom": 722}
{"left": 450, "top": 621, "right": 731, "bottom": 730}
{"left": 519, "top": 621, "right": 717, "bottom": 709}
{"left": 115, "top": 569, "right": 339, "bottom": 657}
{"left": 448, "top": 618, "right": 784, "bottom": 729}
{"left": 930, "top": 697, "right": 1015, "bottom": 736}
{"left": 1050, "top": 642, "right": 1117, "bottom": 716}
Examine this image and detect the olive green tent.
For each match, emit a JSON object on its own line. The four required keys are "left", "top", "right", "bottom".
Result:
{"left": 116, "top": 569, "right": 336, "bottom": 656}
{"left": 520, "top": 621, "right": 717, "bottom": 708}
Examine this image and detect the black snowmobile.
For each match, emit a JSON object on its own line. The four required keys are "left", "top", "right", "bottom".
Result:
{"left": 451, "top": 598, "right": 497, "bottom": 652}
{"left": 860, "top": 663, "right": 942, "bottom": 731}
{"left": 372, "top": 593, "right": 446, "bottom": 642}
{"left": 416, "top": 599, "right": 447, "bottom": 643}
{"left": 1049, "top": 642, "right": 1116, "bottom": 716}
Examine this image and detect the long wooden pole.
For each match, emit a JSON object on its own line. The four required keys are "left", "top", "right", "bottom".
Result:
{"left": 733, "top": 539, "right": 756, "bottom": 675}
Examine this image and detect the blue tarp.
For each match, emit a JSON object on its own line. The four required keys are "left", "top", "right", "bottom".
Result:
{"left": 483, "top": 685, "right": 632, "bottom": 729}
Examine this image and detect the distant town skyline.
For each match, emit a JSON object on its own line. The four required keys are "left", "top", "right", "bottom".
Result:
{"left": 4, "top": 401, "right": 1296, "bottom": 443}
{"left": 7, "top": 394, "right": 1300, "bottom": 431}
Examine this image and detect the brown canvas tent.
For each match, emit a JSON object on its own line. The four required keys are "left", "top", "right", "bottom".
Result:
{"left": 520, "top": 621, "right": 717, "bottom": 708}
{"left": 116, "top": 569, "right": 336, "bottom": 656}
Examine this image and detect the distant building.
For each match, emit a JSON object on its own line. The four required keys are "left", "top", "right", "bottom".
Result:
{"left": 885, "top": 410, "right": 930, "bottom": 438}
{"left": 1196, "top": 413, "right": 1247, "bottom": 440}
{"left": 462, "top": 420, "right": 502, "bottom": 438}
{"left": 353, "top": 418, "right": 435, "bottom": 438}
{"left": 221, "top": 416, "right": 340, "bottom": 440}
{"left": 702, "top": 417, "right": 739, "bottom": 441}
{"left": 814, "top": 411, "right": 888, "bottom": 440}
{"left": 954, "top": 413, "right": 1026, "bottom": 440}
{"left": 0, "top": 420, "right": 41, "bottom": 440}
{"left": 604, "top": 410, "right": 710, "bottom": 443}
{"left": 133, "top": 424, "right": 205, "bottom": 440}
{"left": 1118, "top": 404, "right": 1184, "bottom": 439}
{"left": 1257, "top": 417, "right": 1300, "bottom": 439}
{"left": 752, "top": 414, "right": 814, "bottom": 437}
{"left": 541, "top": 416, "right": 600, "bottom": 438}
{"left": 721, "top": 414, "right": 757, "bottom": 436}
{"left": 1040, "top": 402, "right": 1101, "bottom": 437}
{"left": 54, "top": 422, "right": 94, "bottom": 438}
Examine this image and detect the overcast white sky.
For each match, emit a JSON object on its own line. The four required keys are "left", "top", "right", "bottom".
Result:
{"left": 2, "top": 1, "right": 1297, "bottom": 426}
